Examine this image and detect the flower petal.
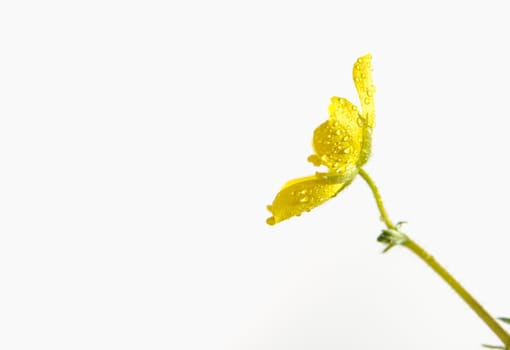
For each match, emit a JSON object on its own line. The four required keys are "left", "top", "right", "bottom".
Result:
{"left": 266, "top": 172, "right": 356, "bottom": 225}
{"left": 353, "top": 54, "right": 375, "bottom": 166}
{"left": 310, "top": 97, "right": 363, "bottom": 173}
{"left": 353, "top": 54, "right": 376, "bottom": 127}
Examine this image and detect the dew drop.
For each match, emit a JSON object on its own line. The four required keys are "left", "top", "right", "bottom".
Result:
{"left": 346, "top": 164, "right": 356, "bottom": 171}
{"left": 342, "top": 135, "right": 350, "bottom": 141}
{"left": 357, "top": 117, "right": 364, "bottom": 127}
{"left": 299, "top": 196, "right": 309, "bottom": 203}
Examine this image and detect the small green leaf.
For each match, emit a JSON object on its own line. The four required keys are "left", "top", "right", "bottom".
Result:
{"left": 498, "top": 317, "right": 510, "bottom": 325}
{"left": 377, "top": 228, "right": 409, "bottom": 253}
{"left": 481, "top": 344, "right": 505, "bottom": 349}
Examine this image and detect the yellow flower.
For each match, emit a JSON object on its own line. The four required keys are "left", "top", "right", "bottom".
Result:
{"left": 266, "top": 54, "right": 376, "bottom": 225}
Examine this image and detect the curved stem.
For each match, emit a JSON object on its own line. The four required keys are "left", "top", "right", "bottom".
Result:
{"left": 403, "top": 238, "right": 510, "bottom": 347}
{"left": 359, "top": 167, "right": 510, "bottom": 348}
{"left": 358, "top": 168, "right": 395, "bottom": 229}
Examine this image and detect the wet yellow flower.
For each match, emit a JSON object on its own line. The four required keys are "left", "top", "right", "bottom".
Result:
{"left": 266, "top": 54, "right": 376, "bottom": 225}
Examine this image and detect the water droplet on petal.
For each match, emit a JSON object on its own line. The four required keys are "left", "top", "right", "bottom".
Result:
{"left": 357, "top": 117, "right": 364, "bottom": 127}
{"left": 299, "top": 196, "right": 309, "bottom": 203}
{"left": 346, "top": 164, "right": 356, "bottom": 171}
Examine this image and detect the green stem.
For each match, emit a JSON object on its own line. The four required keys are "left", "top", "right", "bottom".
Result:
{"left": 358, "top": 168, "right": 395, "bottom": 229}
{"left": 358, "top": 167, "right": 510, "bottom": 348}
{"left": 403, "top": 238, "right": 510, "bottom": 347}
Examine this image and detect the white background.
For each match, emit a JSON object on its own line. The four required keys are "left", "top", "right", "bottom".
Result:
{"left": 1, "top": 1, "right": 509, "bottom": 349}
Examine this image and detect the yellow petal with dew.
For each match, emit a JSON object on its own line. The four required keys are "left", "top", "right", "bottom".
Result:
{"left": 266, "top": 172, "right": 357, "bottom": 225}
{"left": 353, "top": 54, "right": 375, "bottom": 128}
{"left": 352, "top": 54, "right": 375, "bottom": 166}
{"left": 309, "top": 97, "right": 363, "bottom": 173}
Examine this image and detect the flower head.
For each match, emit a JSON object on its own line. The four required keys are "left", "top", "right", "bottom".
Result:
{"left": 266, "top": 54, "right": 376, "bottom": 225}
